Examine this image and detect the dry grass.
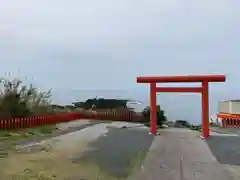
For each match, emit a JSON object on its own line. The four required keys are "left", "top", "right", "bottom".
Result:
{"left": 0, "top": 133, "right": 146, "bottom": 180}
{"left": 0, "top": 137, "right": 127, "bottom": 180}
{"left": 0, "top": 125, "right": 57, "bottom": 143}
{"left": 0, "top": 123, "right": 147, "bottom": 180}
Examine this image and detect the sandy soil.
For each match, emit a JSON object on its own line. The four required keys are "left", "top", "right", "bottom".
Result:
{"left": 0, "top": 123, "right": 117, "bottom": 180}
{"left": 0, "top": 122, "right": 148, "bottom": 180}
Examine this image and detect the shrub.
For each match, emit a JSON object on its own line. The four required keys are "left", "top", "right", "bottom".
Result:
{"left": 142, "top": 106, "right": 167, "bottom": 127}
{"left": 0, "top": 77, "right": 52, "bottom": 119}
{"left": 174, "top": 120, "right": 191, "bottom": 128}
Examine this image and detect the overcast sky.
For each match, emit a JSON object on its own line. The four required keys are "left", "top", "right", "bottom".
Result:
{"left": 0, "top": 0, "right": 239, "bottom": 123}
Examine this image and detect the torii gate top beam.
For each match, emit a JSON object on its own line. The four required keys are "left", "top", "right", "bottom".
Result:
{"left": 136, "top": 75, "right": 226, "bottom": 83}
{"left": 136, "top": 74, "right": 226, "bottom": 138}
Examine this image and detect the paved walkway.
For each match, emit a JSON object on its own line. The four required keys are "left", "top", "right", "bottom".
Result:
{"left": 2, "top": 120, "right": 240, "bottom": 180}
{"left": 129, "top": 128, "right": 236, "bottom": 180}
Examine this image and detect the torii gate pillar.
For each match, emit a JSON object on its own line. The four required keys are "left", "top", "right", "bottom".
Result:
{"left": 137, "top": 75, "right": 226, "bottom": 138}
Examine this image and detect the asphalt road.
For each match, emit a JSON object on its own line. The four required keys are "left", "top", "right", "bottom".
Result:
{"left": 211, "top": 126, "right": 240, "bottom": 135}
{"left": 206, "top": 134, "right": 240, "bottom": 166}
{"left": 2, "top": 120, "right": 240, "bottom": 180}
{"left": 72, "top": 126, "right": 154, "bottom": 178}
{"left": 131, "top": 128, "right": 237, "bottom": 180}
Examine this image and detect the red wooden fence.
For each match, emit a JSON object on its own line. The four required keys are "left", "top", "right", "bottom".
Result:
{"left": 0, "top": 110, "right": 145, "bottom": 130}
{"left": 217, "top": 113, "right": 240, "bottom": 128}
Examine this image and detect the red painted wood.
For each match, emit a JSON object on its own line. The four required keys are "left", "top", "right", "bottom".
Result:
{"left": 136, "top": 74, "right": 226, "bottom": 138}
{"left": 137, "top": 75, "right": 226, "bottom": 83}
{"left": 155, "top": 87, "right": 203, "bottom": 93}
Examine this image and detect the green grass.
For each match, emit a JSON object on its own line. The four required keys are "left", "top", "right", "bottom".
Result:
{"left": 0, "top": 125, "right": 58, "bottom": 159}
{"left": 0, "top": 125, "right": 58, "bottom": 143}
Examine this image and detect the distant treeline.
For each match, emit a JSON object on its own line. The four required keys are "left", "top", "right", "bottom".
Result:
{"left": 72, "top": 98, "right": 129, "bottom": 109}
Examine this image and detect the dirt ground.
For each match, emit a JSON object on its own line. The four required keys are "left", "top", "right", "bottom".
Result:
{"left": 0, "top": 121, "right": 151, "bottom": 180}
{"left": 3, "top": 121, "right": 240, "bottom": 180}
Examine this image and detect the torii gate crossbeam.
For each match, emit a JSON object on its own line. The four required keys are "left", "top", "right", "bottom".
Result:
{"left": 136, "top": 75, "right": 226, "bottom": 138}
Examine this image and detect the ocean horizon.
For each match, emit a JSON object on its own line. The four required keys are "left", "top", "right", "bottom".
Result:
{"left": 49, "top": 88, "right": 236, "bottom": 124}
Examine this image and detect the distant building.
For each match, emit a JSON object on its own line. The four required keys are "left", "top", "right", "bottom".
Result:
{"left": 126, "top": 100, "right": 145, "bottom": 112}
{"left": 217, "top": 99, "right": 240, "bottom": 127}
{"left": 218, "top": 99, "right": 240, "bottom": 114}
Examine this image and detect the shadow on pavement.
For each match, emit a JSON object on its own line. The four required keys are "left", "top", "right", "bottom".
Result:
{"left": 206, "top": 135, "right": 240, "bottom": 165}
{"left": 72, "top": 127, "right": 154, "bottom": 179}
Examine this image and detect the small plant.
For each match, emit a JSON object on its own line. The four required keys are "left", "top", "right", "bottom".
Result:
{"left": 142, "top": 106, "right": 167, "bottom": 127}
{"left": 175, "top": 120, "right": 191, "bottom": 128}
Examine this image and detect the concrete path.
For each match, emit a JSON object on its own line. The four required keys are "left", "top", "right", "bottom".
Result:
{"left": 129, "top": 128, "right": 236, "bottom": 180}
{"left": 2, "top": 120, "right": 240, "bottom": 180}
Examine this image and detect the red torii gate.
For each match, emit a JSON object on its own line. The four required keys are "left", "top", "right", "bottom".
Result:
{"left": 136, "top": 75, "right": 226, "bottom": 138}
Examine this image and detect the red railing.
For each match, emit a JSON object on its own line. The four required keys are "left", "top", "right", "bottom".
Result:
{"left": 0, "top": 110, "right": 145, "bottom": 130}
{"left": 217, "top": 113, "right": 240, "bottom": 128}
